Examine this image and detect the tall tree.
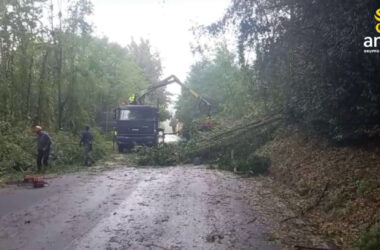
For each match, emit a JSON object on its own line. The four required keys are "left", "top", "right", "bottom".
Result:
{"left": 128, "top": 38, "right": 168, "bottom": 108}
{"left": 205, "top": 0, "right": 380, "bottom": 140}
{"left": 0, "top": 0, "right": 149, "bottom": 132}
{"left": 176, "top": 45, "right": 252, "bottom": 134}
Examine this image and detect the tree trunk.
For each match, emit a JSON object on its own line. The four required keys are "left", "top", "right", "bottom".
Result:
{"left": 37, "top": 50, "right": 49, "bottom": 124}
{"left": 56, "top": 10, "right": 64, "bottom": 130}
{"left": 26, "top": 56, "right": 34, "bottom": 118}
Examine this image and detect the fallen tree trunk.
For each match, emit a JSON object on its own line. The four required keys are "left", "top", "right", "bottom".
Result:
{"left": 187, "top": 114, "right": 283, "bottom": 156}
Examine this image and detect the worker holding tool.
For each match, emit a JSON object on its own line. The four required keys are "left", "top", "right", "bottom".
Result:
{"left": 34, "top": 125, "right": 52, "bottom": 172}
{"left": 80, "top": 125, "right": 93, "bottom": 166}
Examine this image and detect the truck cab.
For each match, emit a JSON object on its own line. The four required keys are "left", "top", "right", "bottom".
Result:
{"left": 114, "top": 105, "right": 159, "bottom": 152}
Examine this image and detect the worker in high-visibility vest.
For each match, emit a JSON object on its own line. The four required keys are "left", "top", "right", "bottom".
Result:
{"left": 129, "top": 93, "right": 137, "bottom": 104}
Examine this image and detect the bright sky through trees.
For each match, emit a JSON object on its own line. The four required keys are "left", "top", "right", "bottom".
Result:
{"left": 90, "top": 0, "right": 230, "bottom": 95}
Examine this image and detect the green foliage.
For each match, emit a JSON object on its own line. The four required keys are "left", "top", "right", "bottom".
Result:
{"left": 50, "top": 132, "right": 81, "bottom": 166}
{"left": 0, "top": 0, "right": 151, "bottom": 132}
{"left": 356, "top": 180, "right": 380, "bottom": 196}
{"left": 50, "top": 129, "right": 108, "bottom": 166}
{"left": 204, "top": 0, "right": 380, "bottom": 142}
{"left": 158, "top": 108, "right": 171, "bottom": 122}
{"left": 50, "top": 128, "right": 109, "bottom": 167}
{"left": 356, "top": 224, "right": 380, "bottom": 250}
{"left": 176, "top": 45, "right": 253, "bottom": 131}
{"left": 181, "top": 118, "right": 279, "bottom": 173}
{"left": 0, "top": 122, "right": 110, "bottom": 178}
{"left": 0, "top": 122, "right": 35, "bottom": 174}
{"left": 238, "top": 155, "right": 270, "bottom": 175}
{"left": 216, "top": 153, "right": 270, "bottom": 175}
{"left": 136, "top": 144, "right": 180, "bottom": 166}
{"left": 128, "top": 38, "right": 162, "bottom": 84}
{"left": 177, "top": 115, "right": 209, "bottom": 140}
{"left": 0, "top": 0, "right": 166, "bottom": 178}
{"left": 128, "top": 38, "right": 169, "bottom": 108}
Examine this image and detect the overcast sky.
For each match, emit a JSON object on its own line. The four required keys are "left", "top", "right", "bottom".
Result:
{"left": 89, "top": 0, "right": 231, "bottom": 96}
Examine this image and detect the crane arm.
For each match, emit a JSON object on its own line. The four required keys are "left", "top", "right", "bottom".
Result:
{"left": 137, "top": 75, "right": 211, "bottom": 108}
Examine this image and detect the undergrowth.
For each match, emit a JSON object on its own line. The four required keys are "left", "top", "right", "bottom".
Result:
{"left": 356, "top": 224, "right": 380, "bottom": 250}
{"left": 0, "top": 121, "right": 110, "bottom": 181}
{"left": 259, "top": 127, "right": 380, "bottom": 248}
{"left": 134, "top": 121, "right": 277, "bottom": 175}
{"left": 135, "top": 143, "right": 184, "bottom": 166}
{"left": 216, "top": 154, "right": 270, "bottom": 175}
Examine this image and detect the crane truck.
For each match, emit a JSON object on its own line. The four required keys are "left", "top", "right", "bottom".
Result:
{"left": 113, "top": 75, "right": 211, "bottom": 152}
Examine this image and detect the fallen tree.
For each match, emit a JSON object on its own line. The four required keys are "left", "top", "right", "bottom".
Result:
{"left": 187, "top": 114, "right": 283, "bottom": 156}
{"left": 136, "top": 114, "right": 283, "bottom": 173}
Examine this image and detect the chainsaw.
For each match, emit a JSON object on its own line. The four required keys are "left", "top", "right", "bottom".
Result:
{"left": 23, "top": 175, "right": 48, "bottom": 188}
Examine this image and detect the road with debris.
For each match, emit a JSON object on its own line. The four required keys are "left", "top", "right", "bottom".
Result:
{"left": 0, "top": 165, "right": 285, "bottom": 250}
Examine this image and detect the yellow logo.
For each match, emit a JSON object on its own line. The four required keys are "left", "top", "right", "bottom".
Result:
{"left": 364, "top": 9, "right": 380, "bottom": 51}
{"left": 375, "top": 9, "right": 380, "bottom": 33}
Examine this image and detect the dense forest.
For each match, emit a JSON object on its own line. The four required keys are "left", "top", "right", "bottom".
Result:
{"left": 173, "top": 1, "right": 380, "bottom": 248}
{"left": 0, "top": 0, "right": 163, "bottom": 173}
{"left": 178, "top": 0, "right": 380, "bottom": 144}
{"left": 0, "top": 0, "right": 167, "bottom": 130}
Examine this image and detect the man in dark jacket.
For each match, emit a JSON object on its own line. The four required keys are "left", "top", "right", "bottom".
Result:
{"left": 35, "top": 125, "right": 52, "bottom": 172}
{"left": 80, "top": 126, "right": 93, "bottom": 166}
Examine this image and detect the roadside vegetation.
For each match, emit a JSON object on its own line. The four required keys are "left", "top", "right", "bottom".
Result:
{"left": 172, "top": 1, "right": 380, "bottom": 248}
{"left": 0, "top": 1, "right": 166, "bottom": 181}
{"left": 132, "top": 2, "right": 380, "bottom": 243}
{"left": 0, "top": 120, "right": 110, "bottom": 183}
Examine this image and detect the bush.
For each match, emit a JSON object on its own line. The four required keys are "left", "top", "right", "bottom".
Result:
{"left": 214, "top": 151, "right": 270, "bottom": 175}
{"left": 236, "top": 155, "right": 270, "bottom": 175}
{"left": 51, "top": 128, "right": 108, "bottom": 166}
{"left": 0, "top": 122, "right": 35, "bottom": 175}
{"left": 51, "top": 131, "right": 82, "bottom": 165}
{"left": 136, "top": 144, "right": 180, "bottom": 166}
{"left": 356, "top": 224, "right": 380, "bottom": 250}
{"left": 356, "top": 180, "right": 380, "bottom": 196}
{"left": 0, "top": 122, "right": 109, "bottom": 177}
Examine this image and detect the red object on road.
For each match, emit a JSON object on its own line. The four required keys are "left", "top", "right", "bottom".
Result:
{"left": 23, "top": 175, "right": 47, "bottom": 188}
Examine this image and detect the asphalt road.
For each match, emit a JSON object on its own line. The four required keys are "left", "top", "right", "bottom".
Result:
{"left": 0, "top": 166, "right": 280, "bottom": 250}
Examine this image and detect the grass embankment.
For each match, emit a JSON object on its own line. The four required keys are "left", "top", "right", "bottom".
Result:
{"left": 0, "top": 121, "right": 111, "bottom": 185}
{"left": 258, "top": 127, "right": 380, "bottom": 249}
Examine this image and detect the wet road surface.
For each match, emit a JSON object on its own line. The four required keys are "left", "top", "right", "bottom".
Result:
{"left": 0, "top": 166, "right": 280, "bottom": 250}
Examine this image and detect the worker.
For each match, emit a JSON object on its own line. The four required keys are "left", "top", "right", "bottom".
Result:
{"left": 169, "top": 117, "right": 178, "bottom": 134}
{"left": 80, "top": 126, "right": 93, "bottom": 166}
{"left": 34, "top": 125, "right": 52, "bottom": 172}
{"left": 129, "top": 93, "right": 137, "bottom": 104}
{"left": 113, "top": 127, "right": 117, "bottom": 150}
{"left": 200, "top": 116, "right": 215, "bottom": 131}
